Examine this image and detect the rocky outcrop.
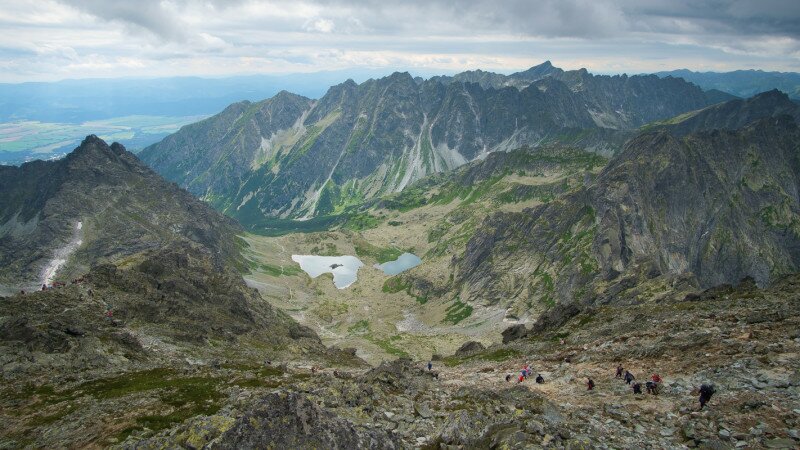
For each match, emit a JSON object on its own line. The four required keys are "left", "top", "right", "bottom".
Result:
{"left": 501, "top": 325, "right": 528, "bottom": 344}
{"left": 209, "top": 392, "right": 400, "bottom": 449}
{"left": 455, "top": 340, "right": 486, "bottom": 355}
{"left": 0, "top": 242, "right": 340, "bottom": 378}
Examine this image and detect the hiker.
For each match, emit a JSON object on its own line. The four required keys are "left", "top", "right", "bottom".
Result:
{"left": 632, "top": 382, "right": 642, "bottom": 394}
{"left": 698, "top": 384, "right": 715, "bottom": 410}
{"left": 586, "top": 378, "right": 595, "bottom": 390}
{"left": 624, "top": 370, "right": 635, "bottom": 385}
{"left": 518, "top": 374, "right": 525, "bottom": 383}
{"left": 311, "top": 366, "right": 317, "bottom": 374}
{"left": 536, "top": 374, "right": 544, "bottom": 384}
{"left": 505, "top": 374, "right": 512, "bottom": 382}
{"left": 615, "top": 364, "right": 624, "bottom": 378}
{"left": 648, "top": 373, "right": 662, "bottom": 394}
{"left": 19, "top": 290, "right": 25, "bottom": 296}
{"left": 428, "top": 361, "right": 432, "bottom": 371}
{"left": 41, "top": 284, "right": 47, "bottom": 291}
{"left": 651, "top": 373, "right": 662, "bottom": 384}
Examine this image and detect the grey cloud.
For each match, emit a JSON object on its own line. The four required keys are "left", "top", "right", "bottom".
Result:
{"left": 313, "top": 0, "right": 800, "bottom": 39}
{"left": 57, "top": 0, "right": 189, "bottom": 42}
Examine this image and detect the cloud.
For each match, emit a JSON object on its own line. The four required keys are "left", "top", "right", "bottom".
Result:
{"left": 57, "top": 0, "right": 190, "bottom": 42}
{"left": 0, "top": 0, "right": 798, "bottom": 82}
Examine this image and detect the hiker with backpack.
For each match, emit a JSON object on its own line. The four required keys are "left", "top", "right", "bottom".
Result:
{"left": 699, "top": 384, "right": 715, "bottom": 410}
{"left": 624, "top": 370, "right": 635, "bottom": 385}
{"left": 647, "top": 374, "right": 662, "bottom": 395}
{"left": 615, "top": 364, "right": 624, "bottom": 379}
{"left": 536, "top": 374, "right": 544, "bottom": 384}
{"left": 586, "top": 377, "right": 595, "bottom": 390}
{"left": 632, "top": 382, "right": 642, "bottom": 394}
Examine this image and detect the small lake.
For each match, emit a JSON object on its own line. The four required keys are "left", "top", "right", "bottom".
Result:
{"left": 374, "top": 253, "right": 422, "bottom": 276}
{"left": 291, "top": 255, "right": 364, "bottom": 289}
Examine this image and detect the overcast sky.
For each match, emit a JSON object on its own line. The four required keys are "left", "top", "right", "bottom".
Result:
{"left": 0, "top": 0, "right": 798, "bottom": 82}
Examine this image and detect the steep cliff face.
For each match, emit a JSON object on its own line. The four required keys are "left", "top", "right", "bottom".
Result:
{"left": 0, "top": 135, "right": 242, "bottom": 291}
{"left": 140, "top": 64, "right": 729, "bottom": 223}
{"left": 454, "top": 116, "right": 800, "bottom": 316}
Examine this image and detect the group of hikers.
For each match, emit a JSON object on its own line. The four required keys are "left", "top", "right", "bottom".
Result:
{"left": 27, "top": 276, "right": 88, "bottom": 294}
{"left": 614, "top": 364, "right": 663, "bottom": 395}
{"left": 491, "top": 361, "right": 716, "bottom": 410}
{"left": 504, "top": 363, "right": 545, "bottom": 384}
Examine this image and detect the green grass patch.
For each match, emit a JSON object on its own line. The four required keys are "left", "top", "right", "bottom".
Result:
{"left": 348, "top": 319, "right": 370, "bottom": 334}
{"left": 75, "top": 368, "right": 226, "bottom": 442}
{"left": 342, "top": 212, "right": 381, "bottom": 231}
{"left": 443, "top": 299, "right": 474, "bottom": 325}
{"left": 367, "top": 335, "right": 409, "bottom": 358}
{"left": 382, "top": 277, "right": 428, "bottom": 304}
{"left": 354, "top": 239, "right": 404, "bottom": 264}
{"left": 252, "top": 262, "right": 302, "bottom": 277}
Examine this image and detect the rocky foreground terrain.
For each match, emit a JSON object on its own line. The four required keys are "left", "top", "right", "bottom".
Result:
{"left": 3, "top": 271, "right": 797, "bottom": 449}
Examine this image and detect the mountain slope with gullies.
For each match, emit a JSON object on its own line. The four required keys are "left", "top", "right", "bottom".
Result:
{"left": 448, "top": 114, "right": 800, "bottom": 321}
{"left": 0, "top": 135, "right": 243, "bottom": 293}
{"left": 140, "top": 62, "right": 730, "bottom": 225}
{"left": 138, "top": 91, "right": 315, "bottom": 204}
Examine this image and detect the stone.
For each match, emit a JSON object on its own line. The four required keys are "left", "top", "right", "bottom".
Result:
{"left": 765, "top": 438, "right": 797, "bottom": 449}
{"left": 455, "top": 341, "right": 486, "bottom": 356}
{"left": 414, "top": 402, "right": 433, "bottom": 419}
{"left": 501, "top": 324, "right": 528, "bottom": 343}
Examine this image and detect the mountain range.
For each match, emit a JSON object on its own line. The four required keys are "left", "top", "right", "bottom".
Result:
{"left": 655, "top": 68, "right": 800, "bottom": 100}
{"left": 140, "top": 62, "right": 734, "bottom": 225}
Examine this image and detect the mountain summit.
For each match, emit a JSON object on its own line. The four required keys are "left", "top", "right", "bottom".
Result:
{"left": 0, "top": 135, "right": 241, "bottom": 292}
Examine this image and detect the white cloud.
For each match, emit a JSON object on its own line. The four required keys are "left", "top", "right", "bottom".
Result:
{"left": 305, "top": 18, "right": 335, "bottom": 33}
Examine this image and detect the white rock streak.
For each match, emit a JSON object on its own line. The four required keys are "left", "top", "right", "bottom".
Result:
{"left": 41, "top": 221, "right": 83, "bottom": 286}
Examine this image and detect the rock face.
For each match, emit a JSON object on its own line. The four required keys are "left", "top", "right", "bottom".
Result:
{"left": 455, "top": 340, "right": 486, "bottom": 355}
{"left": 208, "top": 392, "right": 400, "bottom": 449}
{"left": 501, "top": 325, "right": 528, "bottom": 344}
{"left": 454, "top": 114, "right": 800, "bottom": 315}
{"left": 140, "top": 62, "right": 729, "bottom": 222}
{"left": 0, "top": 135, "right": 242, "bottom": 292}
